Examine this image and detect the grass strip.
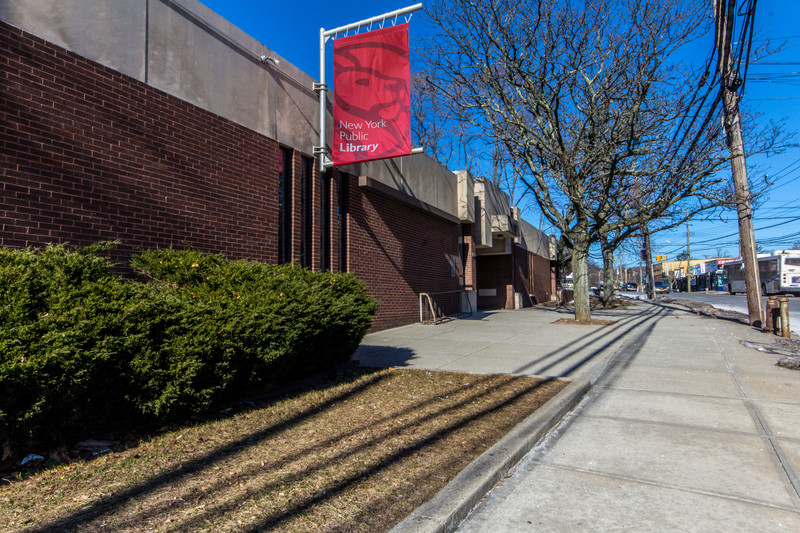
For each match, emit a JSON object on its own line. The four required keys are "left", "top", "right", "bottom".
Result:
{"left": 1, "top": 366, "right": 567, "bottom": 532}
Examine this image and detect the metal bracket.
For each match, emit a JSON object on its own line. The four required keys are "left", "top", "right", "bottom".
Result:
{"left": 313, "top": 147, "right": 334, "bottom": 169}
{"left": 313, "top": 83, "right": 327, "bottom": 93}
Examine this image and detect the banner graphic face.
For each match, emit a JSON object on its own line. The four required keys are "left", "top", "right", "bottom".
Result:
{"left": 332, "top": 23, "right": 411, "bottom": 166}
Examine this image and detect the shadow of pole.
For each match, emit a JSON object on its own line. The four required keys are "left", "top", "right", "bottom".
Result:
{"left": 527, "top": 303, "right": 678, "bottom": 470}
{"left": 510, "top": 305, "right": 669, "bottom": 377}
{"left": 28, "top": 371, "right": 391, "bottom": 533}
{"left": 238, "top": 377, "right": 558, "bottom": 533}
{"left": 32, "top": 365, "right": 556, "bottom": 532}
{"left": 117, "top": 373, "right": 557, "bottom": 532}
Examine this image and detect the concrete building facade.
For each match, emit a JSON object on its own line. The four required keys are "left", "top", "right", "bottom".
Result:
{"left": 1, "top": 0, "right": 556, "bottom": 331}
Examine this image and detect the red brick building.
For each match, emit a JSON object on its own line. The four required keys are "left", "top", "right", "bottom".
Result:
{"left": 0, "top": 0, "right": 555, "bottom": 331}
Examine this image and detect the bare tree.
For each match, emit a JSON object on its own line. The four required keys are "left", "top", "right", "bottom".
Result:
{"left": 411, "top": 74, "right": 458, "bottom": 164}
{"left": 421, "top": 0, "right": 782, "bottom": 320}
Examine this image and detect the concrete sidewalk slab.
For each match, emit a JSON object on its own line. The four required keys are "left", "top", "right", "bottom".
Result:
{"left": 754, "top": 401, "right": 800, "bottom": 440}
{"left": 581, "top": 388, "right": 759, "bottom": 434}
{"left": 452, "top": 301, "right": 800, "bottom": 532}
{"left": 599, "top": 366, "right": 743, "bottom": 396}
{"left": 456, "top": 465, "right": 800, "bottom": 532}
{"left": 356, "top": 299, "right": 800, "bottom": 532}
{"left": 541, "top": 416, "right": 793, "bottom": 505}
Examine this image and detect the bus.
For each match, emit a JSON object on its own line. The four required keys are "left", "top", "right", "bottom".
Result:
{"left": 722, "top": 250, "right": 800, "bottom": 296}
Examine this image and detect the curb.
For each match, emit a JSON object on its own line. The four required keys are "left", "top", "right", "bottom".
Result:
{"left": 389, "top": 378, "right": 592, "bottom": 533}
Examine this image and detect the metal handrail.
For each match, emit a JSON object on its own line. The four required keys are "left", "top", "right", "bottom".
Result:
{"left": 419, "top": 290, "right": 472, "bottom": 324}
{"left": 419, "top": 292, "right": 437, "bottom": 324}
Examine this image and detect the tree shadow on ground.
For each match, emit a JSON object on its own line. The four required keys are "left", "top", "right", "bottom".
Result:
{"left": 25, "top": 362, "right": 561, "bottom": 533}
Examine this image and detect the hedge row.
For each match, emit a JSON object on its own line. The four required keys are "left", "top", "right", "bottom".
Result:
{"left": 0, "top": 243, "right": 377, "bottom": 458}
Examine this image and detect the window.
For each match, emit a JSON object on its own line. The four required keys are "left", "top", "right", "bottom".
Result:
{"left": 278, "top": 148, "right": 292, "bottom": 264}
{"left": 321, "top": 172, "right": 330, "bottom": 271}
{"left": 338, "top": 174, "right": 347, "bottom": 273}
{"left": 300, "top": 157, "right": 314, "bottom": 268}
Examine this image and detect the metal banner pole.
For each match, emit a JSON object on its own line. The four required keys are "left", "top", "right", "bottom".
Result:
{"left": 314, "top": 3, "right": 423, "bottom": 170}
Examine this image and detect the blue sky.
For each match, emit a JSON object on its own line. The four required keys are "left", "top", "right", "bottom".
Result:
{"left": 199, "top": 0, "right": 800, "bottom": 264}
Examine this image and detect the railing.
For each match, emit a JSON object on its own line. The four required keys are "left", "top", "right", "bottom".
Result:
{"left": 419, "top": 290, "right": 473, "bottom": 324}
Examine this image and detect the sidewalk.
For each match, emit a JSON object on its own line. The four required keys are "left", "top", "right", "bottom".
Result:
{"left": 354, "top": 300, "right": 800, "bottom": 532}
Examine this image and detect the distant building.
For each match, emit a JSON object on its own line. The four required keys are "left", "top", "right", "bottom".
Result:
{"left": 653, "top": 257, "right": 734, "bottom": 292}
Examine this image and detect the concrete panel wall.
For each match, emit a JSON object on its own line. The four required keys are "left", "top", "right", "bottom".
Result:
{"left": 475, "top": 177, "right": 511, "bottom": 218}
{"left": 147, "top": 0, "right": 321, "bottom": 154}
{"left": 0, "top": 0, "right": 147, "bottom": 80}
{"left": 339, "top": 154, "right": 458, "bottom": 218}
{"left": 478, "top": 236, "right": 512, "bottom": 256}
{"left": 455, "top": 170, "right": 475, "bottom": 223}
{"left": 1, "top": 0, "right": 324, "bottom": 154}
{"left": 516, "top": 218, "right": 552, "bottom": 259}
{"left": 473, "top": 177, "right": 510, "bottom": 248}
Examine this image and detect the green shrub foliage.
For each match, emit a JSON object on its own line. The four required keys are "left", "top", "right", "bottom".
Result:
{"left": 0, "top": 243, "right": 376, "bottom": 458}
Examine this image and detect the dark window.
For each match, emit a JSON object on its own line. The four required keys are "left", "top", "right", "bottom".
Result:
{"left": 300, "top": 157, "right": 314, "bottom": 268}
{"left": 725, "top": 264, "right": 744, "bottom": 281}
{"left": 338, "top": 175, "right": 347, "bottom": 273}
{"left": 321, "top": 171, "right": 330, "bottom": 271}
{"left": 278, "top": 148, "right": 292, "bottom": 264}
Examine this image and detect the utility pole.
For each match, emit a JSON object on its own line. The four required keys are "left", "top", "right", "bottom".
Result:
{"left": 713, "top": 0, "right": 763, "bottom": 327}
{"left": 686, "top": 207, "right": 691, "bottom": 293}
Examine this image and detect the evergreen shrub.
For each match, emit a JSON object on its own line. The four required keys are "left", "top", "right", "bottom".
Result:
{"left": 0, "top": 243, "right": 376, "bottom": 459}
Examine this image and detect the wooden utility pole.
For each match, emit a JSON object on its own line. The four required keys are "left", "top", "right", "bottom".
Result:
{"left": 713, "top": 0, "right": 763, "bottom": 327}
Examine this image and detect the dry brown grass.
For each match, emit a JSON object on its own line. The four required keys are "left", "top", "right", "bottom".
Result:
{"left": 1, "top": 366, "right": 566, "bottom": 532}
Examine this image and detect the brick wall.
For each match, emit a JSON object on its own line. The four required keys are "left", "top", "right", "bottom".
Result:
{"left": 342, "top": 174, "right": 462, "bottom": 331}
{"left": 476, "top": 254, "right": 513, "bottom": 309}
{"left": 514, "top": 246, "right": 554, "bottom": 306}
{"left": 1, "top": 21, "right": 282, "bottom": 267}
{"left": 3, "top": 20, "right": 549, "bottom": 332}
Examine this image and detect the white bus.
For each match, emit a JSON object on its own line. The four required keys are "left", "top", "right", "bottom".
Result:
{"left": 722, "top": 250, "right": 800, "bottom": 296}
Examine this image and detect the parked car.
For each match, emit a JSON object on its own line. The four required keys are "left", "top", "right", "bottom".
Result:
{"left": 625, "top": 282, "right": 638, "bottom": 291}
{"left": 646, "top": 280, "right": 671, "bottom": 294}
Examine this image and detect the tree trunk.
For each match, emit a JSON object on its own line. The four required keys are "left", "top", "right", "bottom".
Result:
{"left": 571, "top": 233, "right": 591, "bottom": 322}
{"left": 644, "top": 224, "right": 655, "bottom": 299}
{"left": 601, "top": 237, "right": 615, "bottom": 308}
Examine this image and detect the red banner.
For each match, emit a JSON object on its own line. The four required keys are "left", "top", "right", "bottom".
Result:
{"left": 332, "top": 23, "right": 411, "bottom": 166}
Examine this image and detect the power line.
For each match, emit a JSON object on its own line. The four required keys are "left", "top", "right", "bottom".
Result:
{"left": 689, "top": 215, "right": 800, "bottom": 245}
